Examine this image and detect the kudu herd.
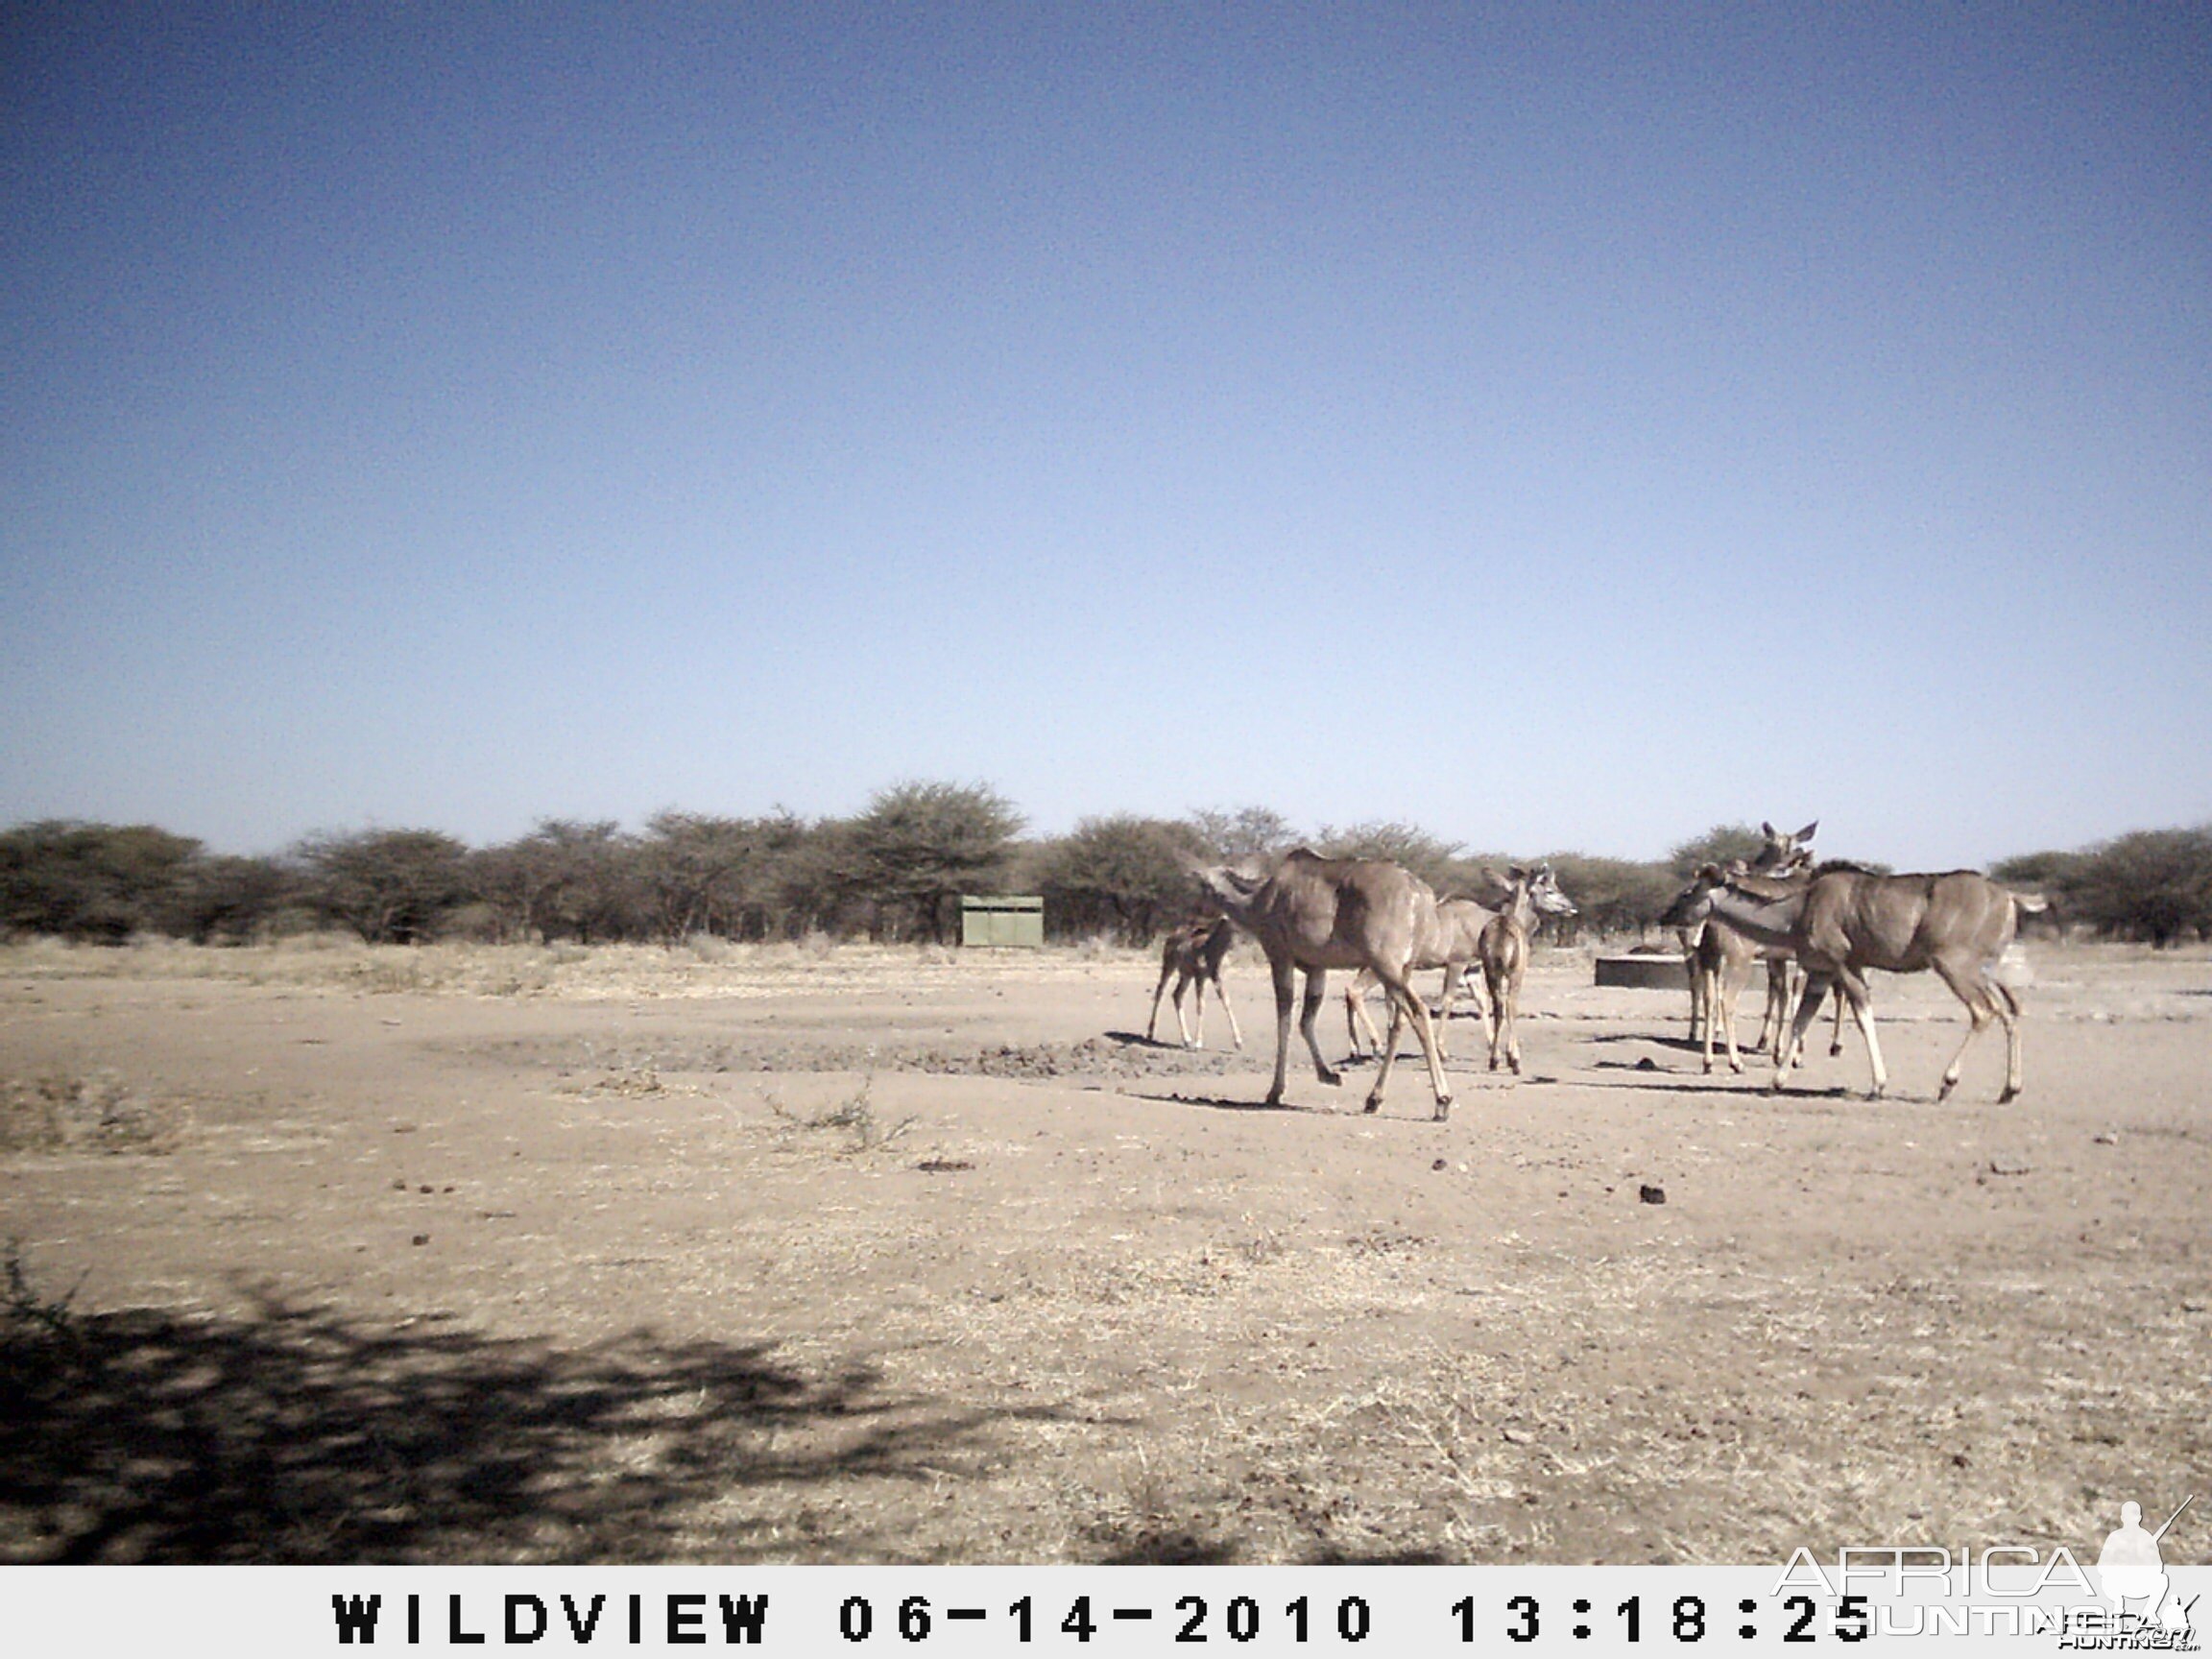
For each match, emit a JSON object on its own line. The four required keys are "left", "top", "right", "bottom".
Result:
{"left": 1663, "top": 858, "right": 2047, "bottom": 1103}
{"left": 1157, "top": 813, "right": 2045, "bottom": 1117}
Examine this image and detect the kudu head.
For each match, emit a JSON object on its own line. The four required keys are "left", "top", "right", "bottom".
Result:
{"left": 1486, "top": 862, "right": 1578, "bottom": 924}
{"left": 1660, "top": 863, "right": 1732, "bottom": 931}
{"left": 1756, "top": 821, "right": 1818, "bottom": 871}
{"left": 1524, "top": 861, "right": 1578, "bottom": 920}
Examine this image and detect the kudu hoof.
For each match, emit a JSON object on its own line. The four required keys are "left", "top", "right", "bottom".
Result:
{"left": 1432, "top": 1098, "right": 1453, "bottom": 1121}
{"left": 1362, "top": 1095, "right": 1382, "bottom": 1115}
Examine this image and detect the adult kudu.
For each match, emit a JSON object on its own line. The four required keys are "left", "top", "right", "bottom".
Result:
{"left": 1679, "top": 820, "right": 1818, "bottom": 1067}
{"left": 1664, "top": 861, "right": 2048, "bottom": 1102}
{"left": 1191, "top": 849, "right": 1455, "bottom": 1119}
{"left": 1342, "top": 892, "right": 1495, "bottom": 1063}
{"left": 1340, "top": 861, "right": 1578, "bottom": 1063}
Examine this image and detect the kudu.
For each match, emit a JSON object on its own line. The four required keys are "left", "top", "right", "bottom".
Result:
{"left": 1479, "top": 863, "right": 1579, "bottom": 1074}
{"left": 1191, "top": 849, "right": 1455, "bottom": 1119}
{"left": 1145, "top": 916, "right": 1243, "bottom": 1050}
{"left": 1665, "top": 861, "right": 2048, "bottom": 1102}
{"left": 1680, "top": 821, "right": 1817, "bottom": 1063}
{"left": 1676, "top": 851, "right": 1835, "bottom": 1074}
{"left": 1342, "top": 892, "right": 1499, "bottom": 1063}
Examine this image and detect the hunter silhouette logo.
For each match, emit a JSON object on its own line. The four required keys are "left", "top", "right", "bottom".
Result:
{"left": 2097, "top": 1496, "right": 2195, "bottom": 1635}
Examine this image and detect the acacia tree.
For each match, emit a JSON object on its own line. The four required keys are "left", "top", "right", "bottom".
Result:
{"left": 1313, "top": 820, "right": 1466, "bottom": 896}
{"left": 1184, "top": 805, "right": 1299, "bottom": 859}
{"left": 469, "top": 821, "right": 642, "bottom": 943}
{"left": 637, "top": 810, "right": 811, "bottom": 941}
{"left": 0, "top": 821, "right": 204, "bottom": 941}
{"left": 295, "top": 829, "right": 470, "bottom": 944}
{"left": 1667, "top": 824, "right": 1774, "bottom": 879}
{"left": 2067, "top": 828, "right": 2212, "bottom": 946}
{"left": 1541, "top": 853, "right": 1677, "bottom": 940}
{"left": 1029, "top": 814, "right": 1208, "bottom": 943}
{"left": 836, "top": 781, "right": 1024, "bottom": 944}
{"left": 172, "top": 854, "right": 295, "bottom": 944}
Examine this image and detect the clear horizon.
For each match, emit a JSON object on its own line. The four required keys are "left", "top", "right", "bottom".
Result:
{"left": 7, "top": 7, "right": 2207, "bottom": 870}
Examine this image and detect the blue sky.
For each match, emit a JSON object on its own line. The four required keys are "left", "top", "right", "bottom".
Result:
{"left": 5, "top": 4, "right": 2207, "bottom": 869}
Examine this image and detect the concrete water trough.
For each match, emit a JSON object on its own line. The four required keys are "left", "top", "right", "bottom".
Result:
{"left": 1595, "top": 953, "right": 1690, "bottom": 990}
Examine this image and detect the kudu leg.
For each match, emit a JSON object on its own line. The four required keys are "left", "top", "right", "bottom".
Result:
{"left": 1713, "top": 960, "right": 1746, "bottom": 1074}
{"left": 1431, "top": 965, "right": 1460, "bottom": 1062}
{"left": 1368, "top": 996, "right": 1405, "bottom": 1110}
{"left": 1145, "top": 969, "right": 1173, "bottom": 1044}
{"left": 1931, "top": 958, "right": 2020, "bottom": 1102}
{"left": 1175, "top": 974, "right": 1201, "bottom": 1047}
{"left": 1503, "top": 972, "right": 1522, "bottom": 1074}
{"left": 1344, "top": 974, "right": 1387, "bottom": 1062}
{"left": 1265, "top": 957, "right": 1298, "bottom": 1105}
{"left": 1775, "top": 971, "right": 1858, "bottom": 1093}
{"left": 1366, "top": 970, "right": 1453, "bottom": 1119}
{"left": 1995, "top": 980, "right": 2023, "bottom": 1102}
{"left": 1835, "top": 970, "right": 1887, "bottom": 1097}
{"left": 1753, "top": 961, "right": 1790, "bottom": 1057}
{"left": 1486, "top": 964, "right": 1521, "bottom": 1074}
{"left": 1298, "top": 968, "right": 1340, "bottom": 1090}
{"left": 1212, "top": 974, "right": 1243, "bottom": 1051}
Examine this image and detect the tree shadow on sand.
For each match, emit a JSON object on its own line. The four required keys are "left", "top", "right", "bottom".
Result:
{"left": 1, "top": 1264, "right": 1075, "bottom": 1564}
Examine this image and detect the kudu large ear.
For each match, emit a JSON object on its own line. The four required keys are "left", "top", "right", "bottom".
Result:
{"left": 1793, "top": 821, "right": 1818, "bottom": 843}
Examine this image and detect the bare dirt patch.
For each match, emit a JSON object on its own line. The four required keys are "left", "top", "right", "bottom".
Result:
{"left": 2, "top": 937, "right": 2206, "bottom": 1564}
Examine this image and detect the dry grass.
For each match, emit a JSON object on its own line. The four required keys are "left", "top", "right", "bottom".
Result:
{"left": 0, "top": 1070, "right": 188, "bottom": 1155}
{"left": 2, "top": 935, "right": 2204, "bottom": 1564}
{"left": 0, "top": 932, "right": 1139, "bottom": 1001}
{"left": 765, "top": 1078, "right": 919, "bottom": 1154}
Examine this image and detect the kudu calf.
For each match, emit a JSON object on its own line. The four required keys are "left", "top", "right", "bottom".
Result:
{"left": 1145, "top": 916, "right": 1242, "bottom": 1051}
{"left": 1665, "top": 861, "right": 2047, "bottom": 1102}
{"left": 1479, "top": 863, "right": 1579, "bottom": 1074}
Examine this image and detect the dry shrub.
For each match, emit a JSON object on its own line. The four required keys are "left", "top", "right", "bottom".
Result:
{"left": 0, "top": 1071, "right": 187, "bottom": 1155}
{"left": 766, "top": 1078, "right": 916, "bottom": 1154}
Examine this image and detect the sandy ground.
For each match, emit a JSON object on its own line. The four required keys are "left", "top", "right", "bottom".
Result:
{"left": 1, "top": 935, "right": 2206, "bottom": 1565}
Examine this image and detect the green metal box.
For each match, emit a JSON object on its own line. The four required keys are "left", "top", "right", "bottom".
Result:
{"left": 961, "top": 894, "right": 1044, "bottom": 949}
